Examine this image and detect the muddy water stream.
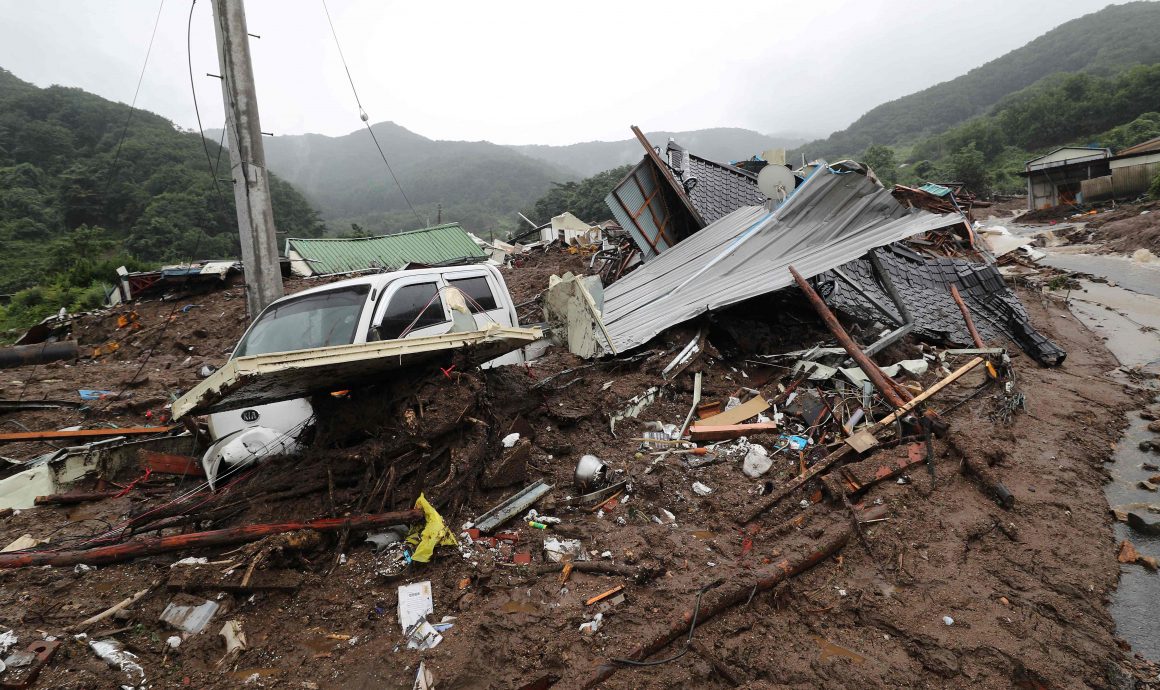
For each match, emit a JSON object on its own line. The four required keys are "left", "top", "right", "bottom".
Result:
{"left": 1040, "top": 247, "right": 1160, "bottom": 660}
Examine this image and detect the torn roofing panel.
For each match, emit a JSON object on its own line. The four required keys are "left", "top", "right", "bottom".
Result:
{"left": 818, "top": 247, "right": 1066, "bottom": 366}
{"left": 675, "top": 151, "right": 768, "bottom": 225}
{"left": 171, "top": 325, "right": 541, "bottom": 418}
{"left": 600, "top": 167, "right": 965, "bottom": 352}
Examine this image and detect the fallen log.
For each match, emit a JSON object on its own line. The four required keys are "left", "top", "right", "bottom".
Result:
{"left": 739, "top": 357, "right": 984, "bottom": 524}
{"left": 0, "top": 340, "right": 78, "bottom": 369}
{"left": 0, "top": 509, "right": 423, "bottom": 569}
{"left": 584, "top": 524, "right": 850, "bottom": 688}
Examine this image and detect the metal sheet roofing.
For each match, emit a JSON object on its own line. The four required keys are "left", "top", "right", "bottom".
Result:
{"left": 1112, "top": 135, "right": 1160, "bottom": 159}
{"left": 285, "top": 223, "right": 485, "bottom": 276}
{"left": 599, "top": 167, "right": 965, "bottom": 352}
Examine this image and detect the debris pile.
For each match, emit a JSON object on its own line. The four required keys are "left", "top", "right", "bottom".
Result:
{"left": 0, "top": 141, "right": 1151, "bottom": 688}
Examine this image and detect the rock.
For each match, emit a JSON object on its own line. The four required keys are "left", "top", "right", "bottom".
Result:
{"left": 1145, "top": 463, "right": 1160, "bottom": 472}
{"left": 1137, "top": 480, "right": 1158, "bottom": 492}
{"left": 1139, "top": 440, "right": 1158, "bottom": 454}
{"left": 1149, "top": 420, "right": 1160, "bottom": 433}
{"left": 742, "top": 443, "right": 772, "bottom": 478}
{"left": 1141, "top": 410, "right": 1158, "bottom": 421}
{"left": 1127, "top": 511, "right": 1160, "bottom": 536}
{"left": 1117, "top": 539, "right": 1141, "bottom": 564}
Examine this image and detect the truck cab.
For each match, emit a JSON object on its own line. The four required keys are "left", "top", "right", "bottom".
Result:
{"left": 202, "top": 263, "right": 524, "bottom": 482}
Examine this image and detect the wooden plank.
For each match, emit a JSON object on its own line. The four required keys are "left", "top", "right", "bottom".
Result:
{"left": 739, "top": 357, "right": 984, "bottom": 524}
{"left": 698, "top": 396, "right": 769, "bottom": 427}
{"left": 139, "top": 450, "right": 205, "bottom": 477}
{"left": 0, "top": 426, "right": 177, "bottom": 445}
{"left": 688, "top": 422, "right": 779, "bottom": 442}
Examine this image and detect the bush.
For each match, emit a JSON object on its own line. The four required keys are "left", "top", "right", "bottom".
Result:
{"left": 1150, "top": 170, "right": 1160, "bottom": 200}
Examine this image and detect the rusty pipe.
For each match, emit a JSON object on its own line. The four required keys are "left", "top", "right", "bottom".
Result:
{"left": 0, "top": 340, "right": 78, "bottom": 370}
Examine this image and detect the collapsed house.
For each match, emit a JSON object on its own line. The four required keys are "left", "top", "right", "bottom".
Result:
{"left": 597, "top": 143, "right": 1066, "bottom": 366}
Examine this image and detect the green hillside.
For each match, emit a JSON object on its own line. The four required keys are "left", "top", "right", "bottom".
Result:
{"left": 0, "top": 67, "right": 324, "bottom": 333}
{"left": 256, "top": 122, "right": 574, "bottom": 239}
{"left": 796, "top": 1, "right": 1160, "bottom": 161}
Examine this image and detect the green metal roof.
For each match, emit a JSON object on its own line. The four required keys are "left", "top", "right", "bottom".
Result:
{"left": 285, "top": 223, "right": 486, "bottom": 275}
{"left": 918, "top": 183, "right": 953, "bottom": 197}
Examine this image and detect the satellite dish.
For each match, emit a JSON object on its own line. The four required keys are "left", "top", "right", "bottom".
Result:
{"left": 758, "top": 165, "right": 796, "bottom": 201}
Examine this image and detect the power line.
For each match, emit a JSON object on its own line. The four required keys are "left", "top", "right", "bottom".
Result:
{"left": 102, "top": 0, "right": 167, "bottom": 200}
{"left": 188, "top": 0, "right": 231, "bottom": 214}
{"left": 320, "top": 0, "right": 424, "bottom": 227}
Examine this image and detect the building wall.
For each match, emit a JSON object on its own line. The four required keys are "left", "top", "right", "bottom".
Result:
{"left": 1110, "top": 152, "right": 1160, "bottom": 170}
{"left": 1076, "top": 161, "right": 1159, "bottom": 203}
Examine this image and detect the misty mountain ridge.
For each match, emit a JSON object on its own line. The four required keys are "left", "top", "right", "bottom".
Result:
{"left": 795, "top": 0, "right": 1160, "bottom": 160}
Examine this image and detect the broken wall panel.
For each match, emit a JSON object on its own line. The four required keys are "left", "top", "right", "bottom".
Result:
{"left": 818, "top": 246, "right": 1066, "bottom": 366}
{"left": 599, "top": 167, "right": 965, "bottom": 353}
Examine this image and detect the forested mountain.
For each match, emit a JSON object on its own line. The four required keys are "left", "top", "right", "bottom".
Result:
{"left": 0, "top": 67, "right": 324, "bottom": 332}
{"left": 795, "top": 1, "right": 1160, "bottom": 161}
{"left": 512, "top": 128, "right": 806, "bottom": 178}
{"left": 254, "top": 122, "right": 573, "bottom": 238}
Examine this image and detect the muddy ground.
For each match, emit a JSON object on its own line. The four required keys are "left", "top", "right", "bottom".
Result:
{"left": 1, "top": 240, "right": 1158, "bottom": 688}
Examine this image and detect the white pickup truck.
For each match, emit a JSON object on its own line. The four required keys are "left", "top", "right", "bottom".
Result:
{"left": 200, "top": 263, "right": 528, "bottom": 483}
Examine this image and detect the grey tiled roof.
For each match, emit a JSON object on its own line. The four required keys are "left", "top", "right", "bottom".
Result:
{"left": 665, "top": 142, "right": 767, "bottom": 224}
{"left": 818, "top": 245, "right": 1066, "bottom": 366}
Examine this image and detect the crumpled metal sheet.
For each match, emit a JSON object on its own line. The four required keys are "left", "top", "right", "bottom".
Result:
{"left": 600, "top": 167, "right": 964, "bottom": 353}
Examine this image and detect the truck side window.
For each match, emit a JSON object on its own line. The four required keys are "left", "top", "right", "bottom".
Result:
{"left": 447, "top": 276, "right": 498, "bottom": 312}
{"left": 378, "top": 282, "right": 446, "bottom": 339}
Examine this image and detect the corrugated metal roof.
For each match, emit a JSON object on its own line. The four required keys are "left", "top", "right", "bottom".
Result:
{"left": 600, "top": 167, "right": 965, "bottom": 352}
{"left": 1112, "top": 135, "right": 1160, "bottom": 158}
{"left": 917, "top": 183, "right": 953, "bottom": 197}
{"left": 285, "top": 223, "right": 485, "bottom": 276}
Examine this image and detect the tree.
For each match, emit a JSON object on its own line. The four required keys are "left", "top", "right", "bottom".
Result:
{"left": 860, "top": 145, "right": 897, "bottom": 185}
{"left": 945, "top": 143, "right": 990, "bottom": 195}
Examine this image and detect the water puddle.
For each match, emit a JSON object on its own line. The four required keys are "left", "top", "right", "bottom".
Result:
{"left": 1041, "top": 245, "right": 1160, "bottom": 661}
{"left": 1106, "top": 415, "right": 1160, "bottom": 661}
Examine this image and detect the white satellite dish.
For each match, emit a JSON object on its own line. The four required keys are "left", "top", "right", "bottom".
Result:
{"left": 758, "top": 164, "right": 796, "bottom": 201}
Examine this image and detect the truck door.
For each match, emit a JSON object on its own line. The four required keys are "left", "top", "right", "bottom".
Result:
{"left": 445, "top": 273, "right": 512, "bottom": 330}
{"left": 373, "top": 279, "right": 451, "bottom": 340}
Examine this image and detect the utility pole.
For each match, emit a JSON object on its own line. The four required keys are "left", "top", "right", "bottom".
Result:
{"left": 211, "top": 0, "right": 283, "bottom": 319}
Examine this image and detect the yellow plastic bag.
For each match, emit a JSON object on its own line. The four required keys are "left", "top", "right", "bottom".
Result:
{"left": 406, "top": 493, "right": 458, "bottom": 563}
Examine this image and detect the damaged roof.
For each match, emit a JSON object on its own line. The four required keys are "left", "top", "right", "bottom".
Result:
{"left": 285, "top": 223, "right": 485, "bottom": 277}
{"left": 664, "top": 141, "right": 768, "bottom": 225}
{"left": 600, "top": 166, "right": 966, "bottom": 353}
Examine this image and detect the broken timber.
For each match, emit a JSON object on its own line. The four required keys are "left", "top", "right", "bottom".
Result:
{"left": 688, "top": 422, "right": 779, "bottom": 442}
{"left": 0, "top": 426, "right": 178, "bottom": 445}
{"left": 0, "top": 509, "right": 423, "bottom": 569}
{"left": 584, "top": 523, "right": 850, "bottom": 687}
{"left": 739, "top": 356, "right": 984, "bottom": 524}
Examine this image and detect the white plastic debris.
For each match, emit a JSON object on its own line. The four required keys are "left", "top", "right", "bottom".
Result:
{"left": 942, "top": 616, "right": 954, "bottom": 626}
{"left": 169, "top": 557, "right": 208, "bottom": 568}
{"left": 600, "top": 550, "right": 613, "bottom": 559}
{"left": 742, "top": 443, "right": 772, "bottom": 478}
{"left": 166, "top": 635, "right": 182, "bottom": 649}
{"left": 579, "top": 613, "right": 603, "bottom": 634}
{"left": 0, "top": 629, "right": 17, "bottom": 655}
{"left": 160, "top": 599, "right": 220, "bottom": 635}
{"left": 502, "top": 432, "right": 520, "bottom": 448}
{"left": 73, "top": 564, "right": 94, "bottom": 574}
{"left": 89, "top": 638, "right": 145, "bottom": 687}
{"left": 543, "top": 538, "right": 585, "bottom": 563}
{"left": 692, "top": 482, "right": 713, "bottom": 496}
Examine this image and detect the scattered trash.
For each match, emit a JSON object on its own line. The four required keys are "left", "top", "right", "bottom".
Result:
{"left": 942, "top": 616, "right": 954, "bottom": 626}
{"left": 414, "top": 660, "right": 435, "bottom": 690}
{"left": 502, "top": 432, "right": 521, "bottom": 448}
{"left": 578, "top": 613, "right": 603, "bottom": 634}
{"left": 89, "top": 638, "right": 145, "bottom": 687}
{"left": 170, "top": 557, "right": 209, "bottom": 568}
{"left": 160, "top": 597, "right": 220, "bottom": 635}
{"left": 474, "top": 481, "right": 554, "bottom": 533}
{"left": 398, "top": 582, "right": 441, "bottom": 650}
{"left": 574, "top": 454, "right": 608, "bottom": 491}
{"left": 692, "top": 481, "right": 713, "bottom": 496}
{"left": 742, "top": 443, "right": 772, "bottom": 478}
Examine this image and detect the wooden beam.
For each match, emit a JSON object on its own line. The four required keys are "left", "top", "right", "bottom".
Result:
{"left": 0, "top": 426, "right": 177, "bottom": 445}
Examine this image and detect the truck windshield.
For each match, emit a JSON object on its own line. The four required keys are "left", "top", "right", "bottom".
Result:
{"left": 234, "top": 285, "right": 370, "bottom": 358}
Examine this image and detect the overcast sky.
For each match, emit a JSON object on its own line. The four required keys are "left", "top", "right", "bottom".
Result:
{"left": 0, "top": 0, "right": 1120, "bottom": 146}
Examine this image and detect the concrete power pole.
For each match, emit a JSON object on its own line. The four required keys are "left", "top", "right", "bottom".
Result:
{"left": 211, "top": 0, "right": 283, "bottom": 319}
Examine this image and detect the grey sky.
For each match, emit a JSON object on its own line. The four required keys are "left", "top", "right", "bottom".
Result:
{"left": 0, "top": 0, "right": 1119, "bottom": 146}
